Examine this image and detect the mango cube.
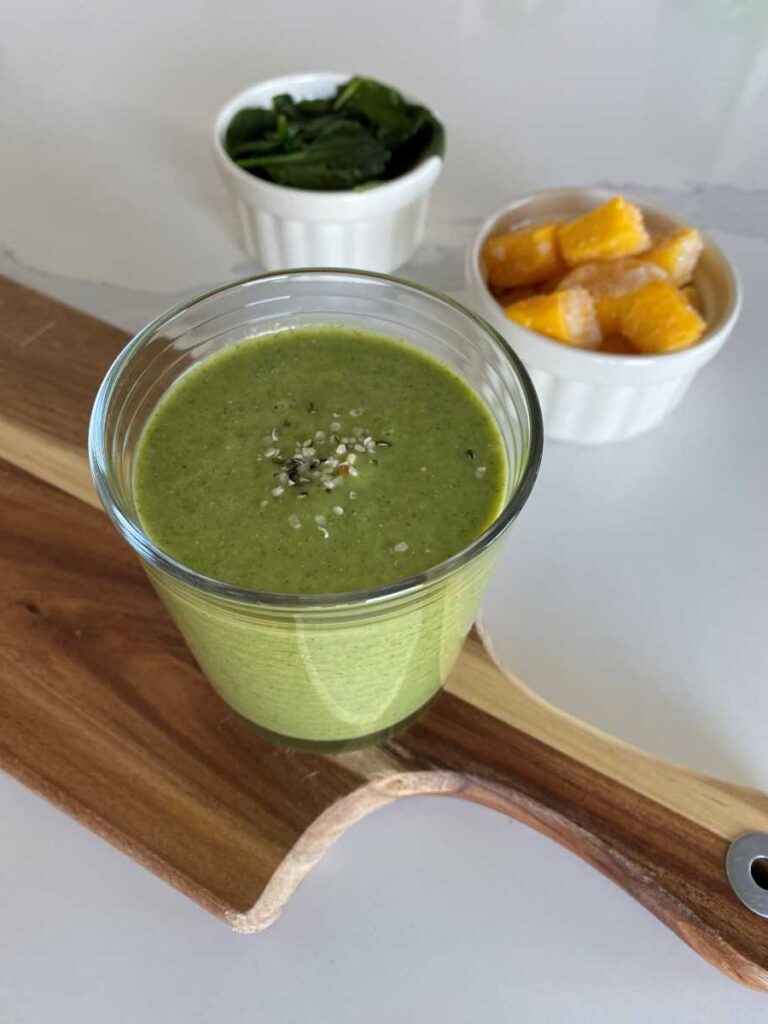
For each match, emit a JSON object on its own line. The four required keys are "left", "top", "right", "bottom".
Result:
{"left": 557, "top": 197, "right": 650, "bottom": 267}
{"left": 642, "top": 227, "right": 703, "bottom": 285}
{"left": 504, "top": 288, "right": 601, "bottom": 348}
{"left": 483, "top": 222, "right": 565, "bottom": 290}
{"left": 557, "top": 259, "right": 667, "bottom": 337}
{"left": 592, "top": 295, "right": 624, "bottom": 339}
{"left": 620, "top": 280, "right": 706, "bottom": 353}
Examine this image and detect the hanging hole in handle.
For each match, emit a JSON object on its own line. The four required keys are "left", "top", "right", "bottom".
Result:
{"left": 726, "top": 833, "right": 768, "bottom": 917}
{"left": 751, "top": 856, "right": 768, "bottom": 891}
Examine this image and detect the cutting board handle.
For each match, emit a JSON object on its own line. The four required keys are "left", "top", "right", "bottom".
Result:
{"left": 231, "top": 631, "right": 768, "bottom": 989}
{"left": 389, "top": 631, "right": 768, "bottom": 990}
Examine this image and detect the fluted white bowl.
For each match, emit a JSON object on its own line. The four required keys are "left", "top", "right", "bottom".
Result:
{"left": 466, "top": 188, "right": 741, "bottom": 444}
{"left": 213, "top": 72, "right": 443, "bottom": 273}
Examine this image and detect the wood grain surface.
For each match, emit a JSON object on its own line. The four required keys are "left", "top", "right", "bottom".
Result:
{"left": 1, "top": 275, "right": 767, "bottom": 990}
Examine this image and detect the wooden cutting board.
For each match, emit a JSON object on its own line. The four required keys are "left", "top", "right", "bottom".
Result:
{"left": 1, "top": 275, "right": 767, "bottom": 990}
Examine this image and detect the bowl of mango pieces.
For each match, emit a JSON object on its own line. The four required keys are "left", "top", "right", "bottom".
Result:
{"left": 466, "top": 188, "right": 741, "bottom": 443}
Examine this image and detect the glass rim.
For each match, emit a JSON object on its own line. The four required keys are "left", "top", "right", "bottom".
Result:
{"left": 89, "top": 268, "right": 543, "bottom": 609}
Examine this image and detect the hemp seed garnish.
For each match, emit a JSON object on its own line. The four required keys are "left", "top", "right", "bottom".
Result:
{"left": 258, "top": 411, "right": 393, "bottom": 527}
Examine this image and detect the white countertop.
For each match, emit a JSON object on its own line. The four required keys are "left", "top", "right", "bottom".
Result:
{"left": 2, "top": 0, "right": 767, "bottom": 1019}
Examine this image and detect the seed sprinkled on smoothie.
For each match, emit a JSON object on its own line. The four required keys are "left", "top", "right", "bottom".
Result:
{"left": 258, "top": 412, "right": 394, "bottom": 517}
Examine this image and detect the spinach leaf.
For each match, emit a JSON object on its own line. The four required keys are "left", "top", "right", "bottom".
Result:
{"left": 225, "top": 107, "right": 278, "bottom": 152}
{"left": 272, "top": 93, "right": 297, "bottom": 118}
{"left": 223, "top": 76, "right": 444, "bottom": 192}
{"left": 294, "top": 98, "right": 334, "bottom": 118}
{"left": 238, "top": 123, "right": 389, "bottom": 191}
{"left": 384, "top": 107, "right": 445, "bottom": 179}
{"left": 227, "top": 137, "right": 286, "bottom": 160}
{"left": 333, "top": 76, "right": 415, "bottom": 140}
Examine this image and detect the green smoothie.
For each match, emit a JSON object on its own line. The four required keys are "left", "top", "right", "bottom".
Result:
{"left": 133, "top": 325, "right": 509, "bottom": 747}
{"left": 135, "top": 326, "right": 507, "bottom": 594}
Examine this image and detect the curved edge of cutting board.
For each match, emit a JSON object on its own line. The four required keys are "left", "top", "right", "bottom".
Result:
{"left": 227, "top": 634, "right": 768, "bottom": 993}
{"left": 228, "top": 765, "right": 768, "bottom": 994}
{"left": 225, "top": 770, "right": 468, "bottom": 933}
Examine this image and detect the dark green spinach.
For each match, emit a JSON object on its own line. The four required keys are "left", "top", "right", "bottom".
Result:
{"left": 224, "top": 76, "right": 444, "bottom": 191}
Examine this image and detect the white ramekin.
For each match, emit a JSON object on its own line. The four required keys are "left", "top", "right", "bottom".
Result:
{"left": 466, "top": 188, "right": 741, "bottom": 444}
{"left": 213, "top": 72, "right": 443, "bottom": 273}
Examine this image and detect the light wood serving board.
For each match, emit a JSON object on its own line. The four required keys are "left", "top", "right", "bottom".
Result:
{"left": 1, "top": 276, "right": 767, "bottom": 990}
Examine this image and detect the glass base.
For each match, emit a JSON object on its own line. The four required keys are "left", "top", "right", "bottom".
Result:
{"left": 234, "top": 692, "right": 439, "bottom": 753}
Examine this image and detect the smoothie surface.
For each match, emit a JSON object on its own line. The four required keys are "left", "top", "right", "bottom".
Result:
{"left": 134, "top": 326, "right": 507, "bottom": 594}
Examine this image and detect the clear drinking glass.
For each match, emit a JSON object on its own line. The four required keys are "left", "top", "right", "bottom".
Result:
{"left": 89, "top": 270, "right": 542, "bottom": 750}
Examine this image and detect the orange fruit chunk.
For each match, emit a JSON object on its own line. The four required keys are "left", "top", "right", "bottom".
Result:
{"left": 620, "top": 280, "right": 706, "bottom": 353}
{"left": 504, "top": 288, "right": 601, "bottom": 348}
{"left": 557, "top": 258, "right": 667, "bottom": 337}
{"left": 594, "top": 295, "right": 627, "bottom": 340}
{"left": 642, "top": 227, "right": 703, "bottom": 286}
{"left": 557, "top": 197, "right": 650, "bottom": 267}
{"left": 483, "top": 222, "right": 565, "bottom": 290}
